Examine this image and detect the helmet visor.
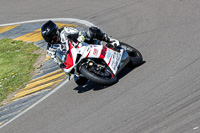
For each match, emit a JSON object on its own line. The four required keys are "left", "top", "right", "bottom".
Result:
{"left": 51, "top": 35, "right": 59, "bottom": 44}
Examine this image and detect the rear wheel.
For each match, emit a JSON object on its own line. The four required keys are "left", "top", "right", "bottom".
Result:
{"left": 80, "top": 64, "right": 118, "bottom": 85}
{"left": 121, "top": 43, "right": 143, "bottom": 67}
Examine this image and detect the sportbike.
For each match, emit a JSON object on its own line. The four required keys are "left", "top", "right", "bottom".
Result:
{"left": 56, "top": 39, "right": 143, "bottom": 86}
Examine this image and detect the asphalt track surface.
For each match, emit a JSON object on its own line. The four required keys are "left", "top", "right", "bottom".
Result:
{"left": 1, "top": 0, "right": 200, "bottom": 133}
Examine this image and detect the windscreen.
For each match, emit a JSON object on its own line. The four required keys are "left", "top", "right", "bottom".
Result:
{"left": 56, "top": 49, "right": 67, "bottom": 63}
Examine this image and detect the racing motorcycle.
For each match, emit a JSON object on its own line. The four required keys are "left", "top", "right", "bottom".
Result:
{"left": 56, "top": 40, "right": 143, "bottom": 86}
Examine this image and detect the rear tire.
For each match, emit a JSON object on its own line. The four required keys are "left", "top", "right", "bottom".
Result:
{"left": 80, "top": 65, "right": 118, "bottom": 85}
{"left": 121, "top": 43, "right": 143, "bottom": 67}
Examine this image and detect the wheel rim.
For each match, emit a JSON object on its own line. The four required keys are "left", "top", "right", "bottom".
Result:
{"left": 88, "top": 66, "right": 113, "bottom": 79}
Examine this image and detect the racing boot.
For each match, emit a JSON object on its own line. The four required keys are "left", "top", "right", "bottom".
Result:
{"left": 102, "top": 34, "right": 121, "bottom": 52}
{"left": 74, "top": 75, "right": 88, "bottom": 86}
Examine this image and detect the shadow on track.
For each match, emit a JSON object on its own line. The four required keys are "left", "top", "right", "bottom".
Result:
{"left": 74, "top": 81, "right": 107, "bottom": 93}
{"left": 74, "top": 63, "right": 145, "bottom": 93}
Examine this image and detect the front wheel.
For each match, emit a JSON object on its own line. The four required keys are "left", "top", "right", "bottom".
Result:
{"left": 80, "top": 64, "right": 118, "bottom": 85}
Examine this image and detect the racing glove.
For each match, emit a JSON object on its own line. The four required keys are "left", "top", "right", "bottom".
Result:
{"left": 77, "top": 32, "right": 85, "bottom": 43}
{"left": 75, "top": 32, "right": 85, "bottom": 47}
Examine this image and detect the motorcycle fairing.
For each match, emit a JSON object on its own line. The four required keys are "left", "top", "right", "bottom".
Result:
{"left": 63, "top": 40, "right": 77, "bottom": 73}
{"left": 83, "top": 45, "right": 124, "bottom": 75}
{"left": 61, "top": 42, "right": 130, "bottom": 75}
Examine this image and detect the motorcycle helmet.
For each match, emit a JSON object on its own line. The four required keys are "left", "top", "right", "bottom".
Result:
{"left": 41, "top": 20, "right": 60, "bottom": 44}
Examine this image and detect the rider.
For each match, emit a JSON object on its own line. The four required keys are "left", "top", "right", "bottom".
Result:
{"left": 41, "top": 20, "right": 120, "bottom": 69}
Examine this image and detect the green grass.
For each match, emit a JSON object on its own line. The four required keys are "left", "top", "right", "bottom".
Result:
{"left": 0, "top": 38, "right": 40, "bottom": 102}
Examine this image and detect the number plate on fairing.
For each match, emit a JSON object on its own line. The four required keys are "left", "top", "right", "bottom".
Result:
{"left": 108, "top": 50, "right": 123, "bottom": 74}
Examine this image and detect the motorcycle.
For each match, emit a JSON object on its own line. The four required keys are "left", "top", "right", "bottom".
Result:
{"left": 56, "top": 39, "right": 143, "bottom": 86}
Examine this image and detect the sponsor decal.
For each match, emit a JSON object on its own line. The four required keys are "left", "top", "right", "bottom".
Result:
{"left": 86, "top": 47, "right": 90, "bottom": 52}
{"left": 93, "top": 48, "right": 98, "bottom": 56}
{"left": 99, "top": 46, "right": 107, "bottom": 59}
{"left": 107, "top": 55, "right": 112, "bottom": 66}
{"left": 111, "top": 52, "right": 121, "bottom": 71}
{"left": 106, "top": 50, "right": 112, "bottom": 60}
{"left": 86, "top": 50, "right": 91, "bottom": 58}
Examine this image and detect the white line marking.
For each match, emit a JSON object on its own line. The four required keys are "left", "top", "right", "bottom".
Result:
{"left": 0, "top": 18, "right": 96, "bottom": 128}
{"left": 0, "top": 78, "right": 70, "bottom": 129}
{"left": 0, "top": 18, "right": 95, "bottom": 27}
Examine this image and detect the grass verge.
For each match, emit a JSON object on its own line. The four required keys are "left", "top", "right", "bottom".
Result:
{"left": 0, "top": 38, "right": 40, "bottom": 102}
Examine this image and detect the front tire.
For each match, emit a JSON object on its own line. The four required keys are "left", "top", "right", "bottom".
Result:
{"left": 80, "top": 65, "right": 118, "bottom": 85}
